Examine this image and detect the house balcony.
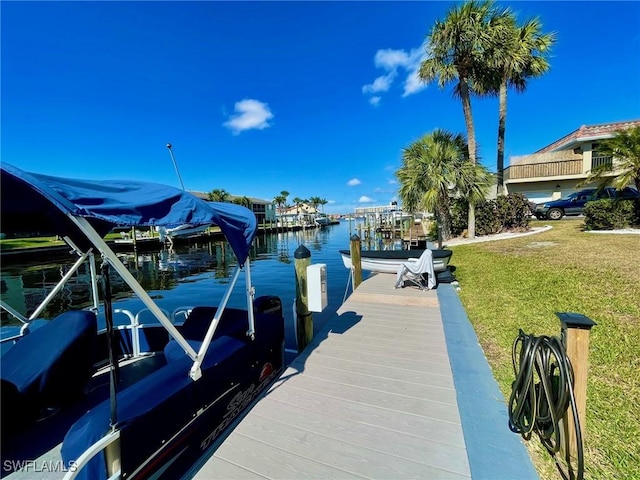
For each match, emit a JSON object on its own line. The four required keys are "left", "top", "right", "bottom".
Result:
{"left": 504, "top": 159, "right": 584, "bottom": 182}
{"left": 504, "top": 152, "right": 614, "bottom": 183}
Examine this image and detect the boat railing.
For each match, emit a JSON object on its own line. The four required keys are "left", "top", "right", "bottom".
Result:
{"left": 111, "top": 307, "right": 189, "bottom": 359}
{"left": 62, "top": 428, "right": 121, "bottom": 480}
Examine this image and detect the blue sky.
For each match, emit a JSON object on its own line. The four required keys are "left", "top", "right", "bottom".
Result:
{"left": 2, "top": 1, "right": 639, "bottom": 214}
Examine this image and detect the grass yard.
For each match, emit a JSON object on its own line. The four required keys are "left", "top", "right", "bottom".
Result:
{"left": 450, "top": 219, "right": 639, "bottom": 480}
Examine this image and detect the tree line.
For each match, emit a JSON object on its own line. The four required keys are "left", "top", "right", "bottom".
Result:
{"left": 208, "top": 188, "right": 328, "bottom": 215}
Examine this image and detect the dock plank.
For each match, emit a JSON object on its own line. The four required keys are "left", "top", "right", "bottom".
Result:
{"left": 193, "top": 273, "right": 472, "bottom": 479}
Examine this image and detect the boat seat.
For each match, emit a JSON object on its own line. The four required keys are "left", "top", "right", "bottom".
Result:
{"left": 180, "top": 306, "right": 248, "bottom": 342}
{"left": 1, "top": 310, "right": 97, "bottom": 434}
{"left": 62, "top": 335, "right": 246, "bottom": 480}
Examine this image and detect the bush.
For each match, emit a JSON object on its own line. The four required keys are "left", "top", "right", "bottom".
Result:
{"left": 495, "top": 193, "right": 532, "bottom": 230}
{"left": 475, "top": 199, "right": 501, "bottom": 235}
{"left": 450, "top": 198, "right": 468, "bottom": 237}
{"left": 447, "top": 194, "right": 531, "bottom": 237}
{"left": 584, "top": 199, "right": 636, "bottom": 230}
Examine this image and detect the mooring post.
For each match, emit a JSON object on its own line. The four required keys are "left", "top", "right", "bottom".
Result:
{"left": 556, "top": 312, "right": 596, "bottom": 472}
{"left": 349, "top": 234, "right": 362, "bottom": 291}
{"left": 294, "top": 245, "right": 313, "bottom": 352}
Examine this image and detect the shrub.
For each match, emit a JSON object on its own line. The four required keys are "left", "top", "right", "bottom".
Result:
{"left": 447, "top": 194, "right": 531, "bottom": 237}
{"left": 475, "top": 199, "right": 501, "bottom": 235}
{"left": 584, "top": 199, "right": 636, "bottom": 230}
{"left": 495, "top": 193, "right": 532, "bottom": 230}
{"left": 450, "top": 198, "right": 468, "bottom": 237}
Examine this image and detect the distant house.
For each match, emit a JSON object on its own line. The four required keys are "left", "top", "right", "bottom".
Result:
{"left": 189, "top": 192, "right": 276, "bottom": 225}
{"left": 277, "top": 203, "right": 319, "bottom": 227}
{"left": 504, "top": 120, "right": 640, "bottom": 204}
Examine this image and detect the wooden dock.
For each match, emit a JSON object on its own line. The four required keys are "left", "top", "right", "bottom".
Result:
{"left": 189, "top": 273, "right": 537, "bottom": 479}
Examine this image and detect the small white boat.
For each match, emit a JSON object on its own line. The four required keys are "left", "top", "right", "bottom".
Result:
{"left": 314, "top": 214, "right": 331, "bottom": 227}
{"left": 159, "top": 223, "right": 210, "bottom": 240}
{"left": 339, "top": 248, "right": 452, "bottom": 274}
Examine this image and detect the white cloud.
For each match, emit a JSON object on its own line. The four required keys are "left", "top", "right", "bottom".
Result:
{"left": 362, "top": 45, "right": 428, "bottom": 103}
{"left": 359, "top": 196, "right": 375, "bottom": 203}
{"left": 347, "top": 178, "right": 361, "bottom": 186}
{"left": 374, "top": 49, "right": 411, "bottom": 70}
{"left": 223, "top": 99, "right": 273, "bottom": 135}
{"left": 388, "top": 178, "right": 397, "bottom": 185}
{"left": 362, "top": 73, "right": 395, "bottom": 94}
{"left": 369, "top": 96, "right": 381, "bottom": 107}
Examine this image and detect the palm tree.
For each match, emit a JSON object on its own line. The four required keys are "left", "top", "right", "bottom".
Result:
{"left": 233, "top": 196, "right": 252, "bottom": 209}
{"left": 581, "top": 126, "right": 640, "bottom": 192}
{"left": 273, "top": 195, "right": 286, "bottom": 214}
{"left": 396, "top": 129, "right": 491, "bottom": 240}
{"left": 308, "top": 196, "right": 322, "bottom": 213}
{"left": 208, "top": 189, "right": 229, "bottom": 202}
{"left": 319, "top": 198, "right": 328, "bottom": 213}
{"left": 419, "top": 0, "right": 508, "bottom": 238}
{"left": 280, "top": 190, "right": 290, "bottom": 209}
{"left": 481, "top": 15, "right": 555, "bottom": 194}
{"left": 292, "top": 197, "right": 306, "bottom": 226}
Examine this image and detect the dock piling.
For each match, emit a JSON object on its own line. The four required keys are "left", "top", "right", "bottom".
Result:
{"left": 349, "top": 234, "right": 362, "bottom": 291}
{"left": 294, "top": 245, "right": 313, "bottom": 352}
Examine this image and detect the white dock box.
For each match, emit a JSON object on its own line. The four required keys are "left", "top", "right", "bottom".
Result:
{"left": 307, "top": 263, "right": 328, "bottom": 312}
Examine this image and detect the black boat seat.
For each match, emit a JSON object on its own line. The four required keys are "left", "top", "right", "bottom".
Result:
{"left": 1, "top": 310, "right": 97, "bottom": 434}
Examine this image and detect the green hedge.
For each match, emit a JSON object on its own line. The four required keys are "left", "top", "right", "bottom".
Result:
{"left": 583, "top": 198, "right": 639, "bottom": 230}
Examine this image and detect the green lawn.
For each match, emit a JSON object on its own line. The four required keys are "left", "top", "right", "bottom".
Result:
{"left": 450, "top": 219, "right": 639, "bottom": 480}
{"left": 0, "top": 233, "right": 125, "bottom": 250}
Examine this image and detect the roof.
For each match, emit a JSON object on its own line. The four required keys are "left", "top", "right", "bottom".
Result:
{"left": 536, "top": 119, "right": 640, "bottom": 153}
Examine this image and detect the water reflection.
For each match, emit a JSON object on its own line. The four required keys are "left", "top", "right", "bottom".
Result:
{"left": 0, "top": 222, "right": 363, "bottom": 330}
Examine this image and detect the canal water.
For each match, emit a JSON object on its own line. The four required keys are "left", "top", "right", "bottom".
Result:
{"left": 1, "top": 220, "right": 380, "bottom": 352}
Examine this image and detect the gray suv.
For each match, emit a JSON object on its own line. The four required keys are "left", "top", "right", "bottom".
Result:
{"left": 534, "top": 187, "right": 639, "bottom": 220}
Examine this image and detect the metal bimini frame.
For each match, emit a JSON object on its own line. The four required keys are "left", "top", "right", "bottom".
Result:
{"left": 69, "top": 215, "right": 256, "bottom": 381}
{"left": 0, "top": 236, "right": 101, "bottom": 344}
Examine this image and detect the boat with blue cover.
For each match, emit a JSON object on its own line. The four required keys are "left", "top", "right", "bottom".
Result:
{"left": 0, "top": 163, "right": 285, "bottom": 480}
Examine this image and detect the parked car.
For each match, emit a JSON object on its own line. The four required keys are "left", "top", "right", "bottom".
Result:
{"left": 534, "top": 187, "right": 640, "bottom": 220}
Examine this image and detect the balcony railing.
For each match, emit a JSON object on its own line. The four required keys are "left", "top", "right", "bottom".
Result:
{"left": 504, "top": 159, "right": 583, "bottom": 181}
{"left": 591, "top": 155, "right": 613, "bottom": 170}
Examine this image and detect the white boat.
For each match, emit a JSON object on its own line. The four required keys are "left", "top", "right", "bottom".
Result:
{"left": 1, "top": 163, "right": 285, "bottom": 480}
{"left": 314, "top": 214, "right": 331, "bottom": 227}
{"left": 339, "top": 248, "right": 452, "bottom": 274}
{"left": 158, "top": 223, "right": 211, "bottom": 246}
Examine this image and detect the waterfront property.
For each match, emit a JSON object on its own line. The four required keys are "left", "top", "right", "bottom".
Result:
{"left": 504, "top": 119, "right": 640, "bottom": 203}
{"left": 190, "top": 273, "right": 537, "bottom": 479}
{"left": 190, "top": 191, "right": 277, "bottom": 225}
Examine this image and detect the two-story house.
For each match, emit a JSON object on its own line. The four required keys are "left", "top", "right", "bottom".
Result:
{"left": 190, "top": 192, "right": 276, "bottom": 225}
{"left": 503, "top": 120, "right": 640, "bottom": 204}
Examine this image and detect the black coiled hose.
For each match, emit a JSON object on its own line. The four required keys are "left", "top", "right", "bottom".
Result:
{"left": 508, "top": 329, "right": 584, "bottom": 480}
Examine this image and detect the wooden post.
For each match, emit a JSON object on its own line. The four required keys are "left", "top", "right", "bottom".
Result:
{"left": 294, "top": 245, "right": 313, "bottom": 352}
{"left": 349, "top": 234, "right": 362, "bottom": 291}
{"left": 556, "top": 312, "right": 596, "bottom": 474}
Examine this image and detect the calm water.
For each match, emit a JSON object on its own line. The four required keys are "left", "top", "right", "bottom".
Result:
{"left": 1, "top": 220, "right": 379, "bottom": 350}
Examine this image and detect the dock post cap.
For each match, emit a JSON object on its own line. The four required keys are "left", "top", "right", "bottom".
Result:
{"left": 555, "top": 312, "right": 597, "bottom": 330}
{"left": 294, "top": 244, "right": 311, "bottom": 259}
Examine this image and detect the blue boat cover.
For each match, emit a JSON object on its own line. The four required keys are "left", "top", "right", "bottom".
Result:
{"left": 0, "top": 163, "right": 256, "bottom": 265}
